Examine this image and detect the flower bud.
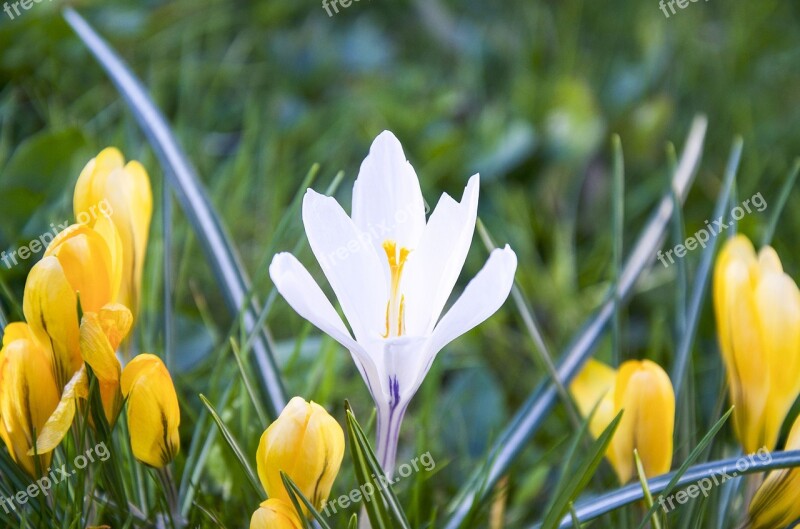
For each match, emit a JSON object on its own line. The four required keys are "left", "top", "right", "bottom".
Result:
{"left": 121, "top": 354, "right": 180, "bottom": 467}
{"left": 0, "top": 323, "right": 60, "bottom": 476}
{"left": 749, "top": 415, "right": 800, "bottom": 529}
{"left": 570, "top": 359, "right": 675, "bottom": 483}
{"left": 256, "top": 397, "right": 344, "bottom": 510}
{"left": 714, "top": 234, "right": 800, "bottom": 452}
{"left": 249, "top": 499, "right": 302, "bottom": 529}
{"left": 74, "top": 147, "right": 152, "bottom": 320}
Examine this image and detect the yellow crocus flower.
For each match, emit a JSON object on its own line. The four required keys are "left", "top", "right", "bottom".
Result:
{"left": 33, "top": 304, "right": 133, "bottom": 454}
{"left": 23, "top": 221, "right": 122, "bottom": 389}
{"left": 748, "top": 414, "right": 800, "bottom": 529}
{"left": 714, "top": 234, "right": 800, "bottom": 453}
{"left": 256, "top": 397, "right": 344, "bottom": 510}
{"left": 74, "top": 147, "right": 152, "bottom": 320}
{"left": 121, "top": 354, "right": 180, "bottom": 468}
{"left": 570, "top": 358, "right": 675, "bottom": 483}
{"left": 250, "top": 499, "right": 303, "bottom": 529}
{"left": 0, "top": 323, "right": 60, "bottom": 477}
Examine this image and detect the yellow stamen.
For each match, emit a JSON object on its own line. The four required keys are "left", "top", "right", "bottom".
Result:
{"left": 381, "top": 240, "right": 410, "bottom": 338}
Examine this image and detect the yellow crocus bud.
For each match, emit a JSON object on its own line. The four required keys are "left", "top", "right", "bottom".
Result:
{"left": 256, "top": 397, "right": 344, "bottom": 510}
{"left": 714, "top": 234, "right": 800, "bottom": 453}
{"left": 749, "top": 415, "right": 800, "bottom": 529}
{"left": 23, "top": 223, "right": 122, "bottom": 389}
{"left": 0, "top": 323, "right": 60, "bottom": 476}
{"left": 121, "top": 354, "right": 180, "bottom": 468}
{"left": 250, "top": 499, "right": 303, "bottom": 529}
{"left": 74, "top": 147, "right": 152, "bottom": 320}
{"left": 570, "top": 359, "right": 675, "bottom": 483}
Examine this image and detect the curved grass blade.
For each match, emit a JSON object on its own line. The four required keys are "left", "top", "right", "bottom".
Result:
{"left": 62, "top": 7, "right": 287, "bottom": 417}
{"left": 552, "top": 447, "right": 800, "bottom": 528}
{"left": 199, "top": 394, "right": 263, "bottom": 498}
{"left": 443, "top": 116, "right": 708, "bottom": 529}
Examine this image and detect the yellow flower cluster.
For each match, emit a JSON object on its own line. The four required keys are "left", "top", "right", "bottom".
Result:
{"left": 0, "top": 148, "right": 179, "bottom": 476}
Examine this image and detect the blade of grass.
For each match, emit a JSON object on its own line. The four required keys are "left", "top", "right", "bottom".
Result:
{"left": 198, "top": 394, "right": 263, "bottom": 498}
{"left": 633, "top": 449, "right": 661, "bottom": 529}
{"left": 540, "top": 412, "right": 623, "bottom": 529}
{"left": 762, "top": 158, "right": 800, "bottom": 246}
{"left": 63, "top": 7, "right": 287, "bottom": 416}
{"left": 281, "top": 472, "right": 333, "bottom": 529}
{"left": 443, "top": 116, "right": 707, "bottom": 529}
{"left": 611, "top": 134, "right": 624, "bottom": 367}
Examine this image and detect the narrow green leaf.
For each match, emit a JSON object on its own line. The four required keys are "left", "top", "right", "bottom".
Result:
{"left": 540, "top": 412, "right": 623, "bottom": 529}
{"left": 280, "top": 472, "right": 333, "bottom": 529}
{"left": 198, "top": 394, "right": 263, "bottom": 497}
{"left": 762, "top": 158, "right": 800, "bottom": 246}
{"left": 634, "top": 449, "right": 661, "bottom": 529}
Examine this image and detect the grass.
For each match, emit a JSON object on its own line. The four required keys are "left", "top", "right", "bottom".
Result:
{"left": 1, "top": 0, "right": 800, "bottom": 527}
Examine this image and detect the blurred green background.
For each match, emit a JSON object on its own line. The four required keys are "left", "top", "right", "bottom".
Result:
{"left": 1, "top": 0, "right": 799, "bottom": 525}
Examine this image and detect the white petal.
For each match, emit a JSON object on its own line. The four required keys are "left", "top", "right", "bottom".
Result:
{"left": 302, "top": 190, "right": 387, "bottom": 341}
{"left": 351, "top": 131, "right": 427, "bottom": 252}
{"left": 402, "top": 175, "right": 480, "bottom": 335}
{"left": 269, "top": 253, "right": 382, "bottom": 398}
{"left": 422, "top": 246, "right": 517, "bottom": 383}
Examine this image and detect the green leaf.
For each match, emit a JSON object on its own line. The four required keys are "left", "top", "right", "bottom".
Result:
{"left": 280, "top": 472, "right": 333, "bottom": 529}
{"left": 540, "top": 411, "right": 622, "bottom": 529}
{"left": 345, "top": 402, "right": 412, "bottom": 529}
{"left": 199, "top": 394, "right": 263, "bottom": 498}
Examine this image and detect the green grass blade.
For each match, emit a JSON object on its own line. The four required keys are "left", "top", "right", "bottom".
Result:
{"left": 198, "top": 394, "right": 263, "bottom": 498}
{"left": 540, "top": 412, "right": 622, "bottom": 529}
{"left": 762, "top": 158, "right": 800, "bottom": 246}
{"left": 62, "top": 7, "right": 287, "bottom": 417}
{"left": 671, "top": 138, "right": 741, "bottom": 398}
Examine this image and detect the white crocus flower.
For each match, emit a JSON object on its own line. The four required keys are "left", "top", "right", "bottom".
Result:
{"left": 269, "top": 131, "right": 517, "bottom": 474}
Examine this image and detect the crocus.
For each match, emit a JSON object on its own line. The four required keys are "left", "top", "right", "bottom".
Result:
{"left": 570, "top": 358, "right": 675, "bottom": 483}
{"left": 34, "top": 304, "right": 133, "bottom": 454}
{"left": 714, "top": 234, "right": 800, "bottom": 453}
{"left": 23, "top": 221, "right": 122, "bottom": 389}
{"left": 0, "top": 323, "right": 60, "bottom": 477}
{"left": 120, "top": 354, "right": 180, "bottom": 468}
{"left": 269, "top": 131, "right": 517, "bottom": 473}
{"left": 748, "top": 414, "right": 800, "bottom": 529}
{"left": 74, "top": 147, "right": 152, "bottom": 321}
{"left": 256, "top": 397, "right": 344, "bottom": 511}
{"left": 250, "top": 499, "right": 302, "bottom": 529}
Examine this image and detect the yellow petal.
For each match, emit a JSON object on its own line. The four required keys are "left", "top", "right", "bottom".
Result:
{"left": 257, "top": 397, "right": 344, "bottom": 511}
{"left": 569, "top": 359, "right": 617, "bottom": 438}
{"left": 250, "top": 499, "right": 303, "bottom": 529}
{"left": 0, "top": 333, "right": 60, "bottom": 476}
{"left": 121, "top": 354, "right": 180, "bottom": 467}
{"left": 754, "top": 269, "right": 800, "bottom": 451}
{"left": 44, "top": 224, "right": 116, "bottom": 313}
{"left": 23, "top": 256, "right": 81, "bottom": 389}
{"left": 80, "top": 307, "right": 130, "bottom": 424}
{"left": 33, "top": 367, "right": 89, "bottom": 454}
